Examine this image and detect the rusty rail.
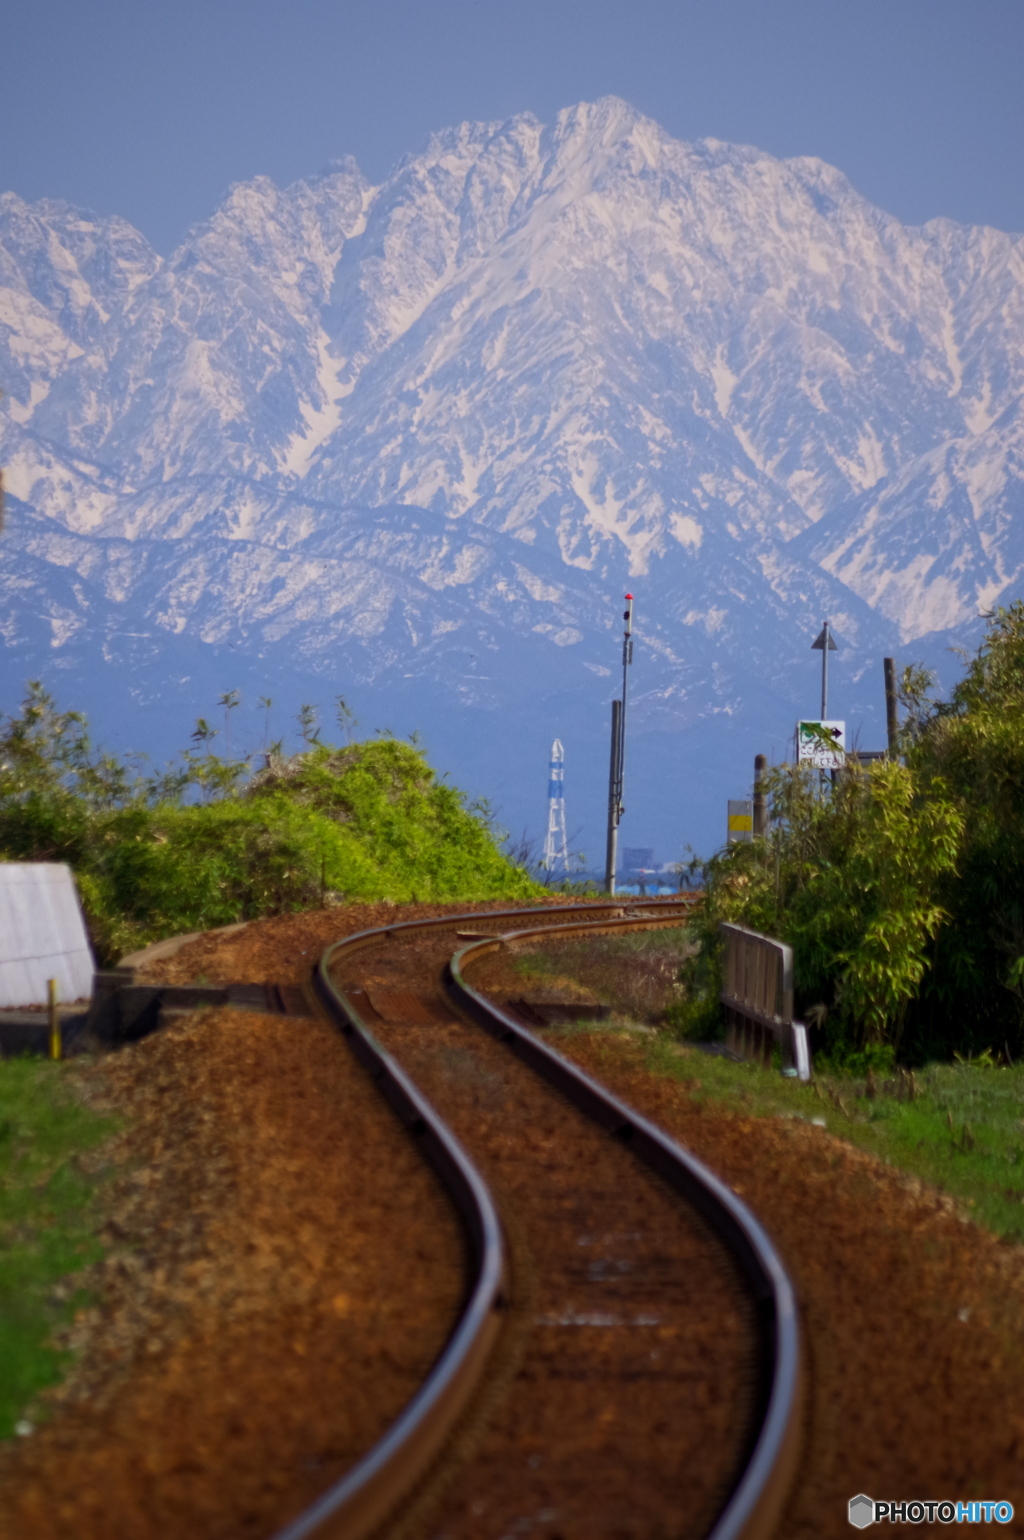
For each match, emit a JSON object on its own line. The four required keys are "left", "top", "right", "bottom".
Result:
{"left": 275, "top": 898, "right": 692, "bottom": 1540}
{"left": 274, "top": 972, "right": 505, "bottom": 1540}
{"left": 450, "top": 914, "right": 803, "bottom": 1540}
{"left": 279, "top": 895, "right": 803, "bottom": 1540}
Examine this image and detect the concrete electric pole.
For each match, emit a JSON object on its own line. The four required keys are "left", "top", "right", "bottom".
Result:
{"left": 604, "top": 594, "right": 634, "bottom": 895}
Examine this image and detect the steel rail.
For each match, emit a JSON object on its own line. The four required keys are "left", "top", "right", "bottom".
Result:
{"left": 271, "top": 959, "right": 506, "bottom": 1540}
{"left": 272, "top": 894, "right": 720, "bottom": 1540}
{"left": 273, "top": 898, "right": 691, "bottom": 1540}
{"left": 448, "top": 913, "right": 804, "bottom": 1540}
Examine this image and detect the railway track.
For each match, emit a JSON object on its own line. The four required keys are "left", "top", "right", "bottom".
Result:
{"left": 278, "top": 898, "right": 802, "bottom": 1540}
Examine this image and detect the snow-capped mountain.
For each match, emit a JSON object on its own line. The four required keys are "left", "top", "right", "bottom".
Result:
{"left": 1, "top": 98, "right": 1021, "bottom": 859}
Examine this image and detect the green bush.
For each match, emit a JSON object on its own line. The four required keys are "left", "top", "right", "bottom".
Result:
{"left": 901, "top": 603, "right": 1024, "bottom": 1060}
{"left": 690, "top": 758, "right": 962, "bottom": 1058}
{"left": 663, "top": 938, "right": 725, "bottom": 1041}
{"left": 686, "top": 604, "right": 1024, "bottom": 1064}
{"left": 0, "top": 686, "right": 540, "bottom": 963}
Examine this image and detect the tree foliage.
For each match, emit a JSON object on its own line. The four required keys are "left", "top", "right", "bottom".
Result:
{"left": 900, "top": 602, "right": 1024, "bottom": 1059}
{"left": 0, "top": 684, "right": 539, "bottom": 964}
{"left": 689, "top": 604, "right": 1024, "bottom": 1063}
{"left": 689, "top": 759, "right": 962, "bottom": 1058}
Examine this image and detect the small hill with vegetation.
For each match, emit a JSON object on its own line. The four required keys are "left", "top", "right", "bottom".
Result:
{"left": 0, "top": 688, "right": 540, "bottom": 964}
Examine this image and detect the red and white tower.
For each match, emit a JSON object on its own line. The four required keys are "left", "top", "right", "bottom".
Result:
{"left": 542, "top": 738, "right": 568, "bottom": 874}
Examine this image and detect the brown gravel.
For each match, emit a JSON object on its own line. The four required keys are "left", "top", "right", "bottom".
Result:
{"left": 0, "top": 1006, "right": 466, "bottom": 1540}
{"left": 556, "top": 1033, "right": 1024, "bottom": 1539}
{"left": 332, "top": 927, "right": 759, "bottom": 1540}
{"left": 8, "top": 899, "right": 1020, "bottom": 1539}
{"left": 131, "top": 900, "right": 587, "bottom": 989}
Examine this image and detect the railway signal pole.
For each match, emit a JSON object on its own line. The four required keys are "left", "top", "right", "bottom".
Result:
{"left": 604, "top": 594, "right": 634, "bottom": 895}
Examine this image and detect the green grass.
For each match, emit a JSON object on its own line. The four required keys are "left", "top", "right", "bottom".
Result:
{"left": 518, "top": 931, "right": 1024, "bottom": 1244}
{"left": 511, "top": 926, "right": 695, "bottom": 1023}
{"left": 549, "top": 1025, "right": 1024, "bottom": 1244}
{"left": 0, "top": 1058, "right": 115, "bottom": 1438}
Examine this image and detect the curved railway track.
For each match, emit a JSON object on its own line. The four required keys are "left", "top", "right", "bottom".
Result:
{"left": 278, "top": 899, "right": 802, "bottom": 1540}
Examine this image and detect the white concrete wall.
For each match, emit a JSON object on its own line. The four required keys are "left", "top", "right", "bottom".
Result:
{"left": 0, "top": 864, "right": 95, "bottom": 1006}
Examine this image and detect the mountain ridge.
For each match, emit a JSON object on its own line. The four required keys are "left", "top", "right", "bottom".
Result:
{"left": 1, "top": 96, "right": 1021, "bottom": 858}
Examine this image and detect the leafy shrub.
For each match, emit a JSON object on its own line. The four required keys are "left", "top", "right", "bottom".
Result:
{"left": 685, "top": 605, "right": 1024, "bottom": 1064}
{"left": 663, "top": 939, "right": 725, "bottom": 1041}
{"left": 0, "top": 685, "right": 539, "bottom": 963}
{"left": 814, "top": 1042, "right": 896, "bottom": 1076}
{"left": 689, "top": 758, "right": 962, "bottom": 1058}
{"left": 901, "top": 602, "right": 1024, "bottom": 1060}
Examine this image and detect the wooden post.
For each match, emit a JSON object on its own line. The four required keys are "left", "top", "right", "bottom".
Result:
{"left": 883, "top": 658, "right": 899, "bottom": 755}
{"left": 753, "top": 754, "right": 767, "bottom": 837}
{"left": 47, "top": 978, "right": 61, "bottom": 1061}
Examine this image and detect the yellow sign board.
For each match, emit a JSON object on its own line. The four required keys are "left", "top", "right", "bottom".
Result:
{"left": 727, "top": 799, "right": 753, "bottom": 843}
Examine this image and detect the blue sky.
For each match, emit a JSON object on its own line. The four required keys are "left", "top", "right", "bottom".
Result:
{"left": 4, "top": 0, "right": 1023, "bottom": 253}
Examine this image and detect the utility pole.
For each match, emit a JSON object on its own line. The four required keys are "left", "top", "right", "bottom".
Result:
{"left": 753, "top": 754, "right": 767, "bottom": 837}
{"left": 605, "top": 701, "right": 622, "bottom": 895}
{"left": 883, "top": 658, "right": 899, "bottom": 755}
{"left": 811, "top": 619, "right": 837, "bottom": 718}
{"left": 604, "top": 594, "right": 634, "bottom": 895}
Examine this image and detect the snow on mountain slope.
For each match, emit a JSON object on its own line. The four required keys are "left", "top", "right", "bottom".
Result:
{"left": 300, "top": 101, "right": 1024, "bottom": 626}
{"left": 0, "top": 193, "right": 159, "bottom": 392}
{"left": 797, "top": 417, "right": 1024, "bottom": 639}
{"left": 1, "top": 98, "right": 1022, "bottom": 853}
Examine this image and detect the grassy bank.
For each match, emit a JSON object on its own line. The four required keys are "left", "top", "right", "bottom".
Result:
{"left": 503, "top": 928, "right": 1024, "bottom": 1243}
{"left": 0, "top": 1059, "right": 115, "bottom": 1438}
{"left": 549, "top": 1025, "right": 1024, "bottom": 1243}
{"left": 506, "top": 926, "right": 695, "bottom": 1021}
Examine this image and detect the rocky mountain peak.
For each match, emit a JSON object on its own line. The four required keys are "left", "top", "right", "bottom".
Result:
{"left": 0, "top": 101, "right": 1021, "bottom": 852}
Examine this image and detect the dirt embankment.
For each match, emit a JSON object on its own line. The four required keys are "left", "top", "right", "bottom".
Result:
{"left": 559, "top": 1033, "right": 1024, "bottom": 1537}
{"left": 0, "top": 1005, "right": 466, "bottom": 1540}
{"left": 132, "top": 898, "right": 585, "bottom": 988}
{"left": 7, "top": 900, "right": 1023, "bottom": 1538}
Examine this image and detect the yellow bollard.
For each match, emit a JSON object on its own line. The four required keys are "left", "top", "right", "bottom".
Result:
{"left": 48, "top": 978, "right": 61, "bottom": 1061}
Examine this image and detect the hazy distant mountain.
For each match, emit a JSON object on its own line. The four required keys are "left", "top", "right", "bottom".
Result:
{"left": 1, "top": 98, "right": 1021, "bottom": 857}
